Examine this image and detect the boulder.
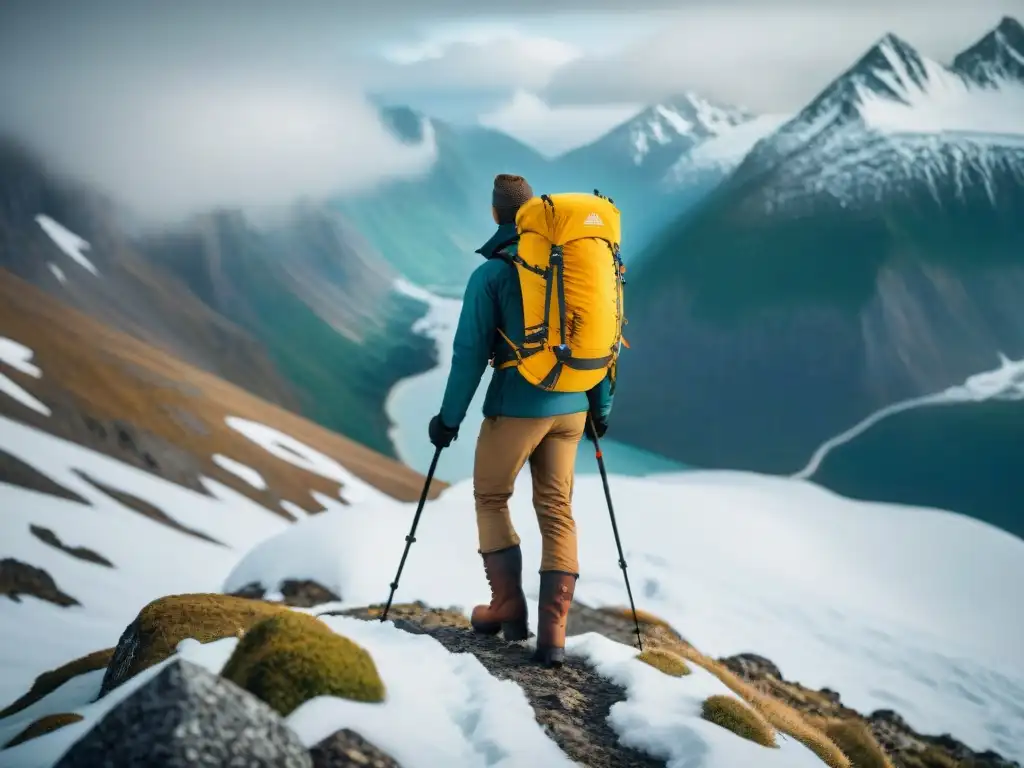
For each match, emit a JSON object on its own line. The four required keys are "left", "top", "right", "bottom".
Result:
{"left": 56, "top": 659, "right": 311, "bottom": 767}
{"left": 309, "top": 729, "right": 401, "bottom": 768}
{"left": 100, "top": 593, "right": 291, "bottom": 695}
{"left": 222, "top": 611, "right": 385, "bottom": 716}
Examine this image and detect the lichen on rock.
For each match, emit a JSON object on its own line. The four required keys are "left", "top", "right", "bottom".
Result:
{"left": 100, "top": 593, "right": 292, "bottom": 696}
{"left": 221, "top": 611, "right": 385, "bottom": 716}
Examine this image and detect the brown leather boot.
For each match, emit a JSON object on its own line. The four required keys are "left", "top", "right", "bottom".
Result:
{"left": 533, "top": 571, "right": 577, "bottom": 667}
{"left": 471, "top": 545, "right": 529, "bottom": 641}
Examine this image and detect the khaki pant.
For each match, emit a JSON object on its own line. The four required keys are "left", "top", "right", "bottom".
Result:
{"left": 473, "top": 413, "right": 586, "bottom": 574}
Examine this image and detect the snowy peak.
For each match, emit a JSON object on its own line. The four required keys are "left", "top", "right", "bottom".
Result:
{"left": 952, "top": 16, "right": 1024, "bottom": 86}
{"left": 853, "top": 34, "right": 935, "bottom": 100}
{"left": 562, "top": 93, "right": 753, "bottom": 169}
{"left": 800, "top": 33, "right": 953, "bottom": 127}
{"left": 621, "top": 94, "right": 753, "bottom": 166}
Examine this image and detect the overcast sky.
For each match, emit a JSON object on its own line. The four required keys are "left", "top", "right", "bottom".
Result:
{"left": 1, "top": 0, "right": 1020, "bottom": 221}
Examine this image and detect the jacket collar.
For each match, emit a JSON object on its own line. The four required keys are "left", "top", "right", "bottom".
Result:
{"left": 474, "top": 223, "right": 519, "bottom": 259}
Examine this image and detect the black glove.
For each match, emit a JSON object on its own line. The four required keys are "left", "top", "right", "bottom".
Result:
{"left": 428, "top": 414, "right": 459, "bottom": 449}
{"left": 585, "top": 413, "right": 609, "bottom": 442}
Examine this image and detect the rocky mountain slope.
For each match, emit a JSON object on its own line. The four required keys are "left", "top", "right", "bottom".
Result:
{"left": 139, "top": 204, "right": 435, "bottom": 456}
{"left": 0, "top": 140, "right": 296, "bottom": 409}
{"left": 615, "top": 16, "right": 1024, "bottom": 537}
{"left": 1, "top": 138, "right": 437, "bottom": 457}
{"left": 0, "top": 271, "right": 442, "bottom": 515}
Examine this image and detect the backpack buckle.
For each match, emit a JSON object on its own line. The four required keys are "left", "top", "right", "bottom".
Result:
{"left": 553, "top": 344, "right": 572, "bottom": 362}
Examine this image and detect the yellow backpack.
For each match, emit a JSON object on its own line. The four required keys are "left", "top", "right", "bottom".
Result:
{"left": 494, "top": 191, "right": 626, "bottom": 393}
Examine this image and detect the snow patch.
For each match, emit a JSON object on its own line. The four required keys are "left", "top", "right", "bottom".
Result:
{"left": 211, "top": 453, "right": 267, "bottom": 491}
{"left": 224, "top": 416, "right": 382, "bottom": 505}
{"left": 568, "top": 633, "right": 825, "bottom": 766}
{"left": 0, "top": 337, "right": 51, "bottom": 417}
{"left": 797, "top": 353, "right": 1024, "bottom": 478}
{"left": 668, "top": 113, "right": 791, "bottom": 182}
{"left": 34, "top": 215, "right": 99, "bottom": 276}
{"left": 46, "top": 263, "right": 67, "bottom": 285}
{"left": 289, "top": 615, "right": 577, "bottom": 767}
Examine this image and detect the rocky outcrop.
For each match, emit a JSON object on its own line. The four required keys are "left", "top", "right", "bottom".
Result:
{"left": 309, "top": 729, "right": 401, "bottom": 768}
{"left": 0, "top": 271, "right": 446, "bottom": 515}
{"left": 54, "top": 660, "right": 312, "bottom": 768}
{"left": 0, "top": 450, "right": 86, "bottom": 503}
{"left": 29, "top": 525, "right": 113, "bottom": 568}
{"left": 717, "top": 652, "right": 1019, "bottom": 768}
{"left": 0, "top": 558, "right": 79, "bottom": 607}
{"left": 230, "top": 579, "right": 340, "bottom": 608}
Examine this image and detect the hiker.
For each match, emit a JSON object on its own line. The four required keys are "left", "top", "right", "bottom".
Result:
{"left": 427, "top": 173, "right": 621, "bottom": 668}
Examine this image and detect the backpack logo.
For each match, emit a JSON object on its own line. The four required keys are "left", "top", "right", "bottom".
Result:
{"left": 584, "top": 212, "right": 604, "bottom": 226}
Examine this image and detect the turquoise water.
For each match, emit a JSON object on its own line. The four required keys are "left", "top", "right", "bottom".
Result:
{"left": 385, "top": 284, "right": 687, "bottom": 484}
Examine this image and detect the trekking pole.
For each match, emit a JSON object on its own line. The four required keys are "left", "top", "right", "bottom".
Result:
{"left": 380, "top": 445, "right": 443, "bottom": 623}
{"left": 588, "top": 416, "right": 644, "bottom": 652}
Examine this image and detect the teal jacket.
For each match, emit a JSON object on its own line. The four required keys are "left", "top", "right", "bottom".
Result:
{"left": 439, "top": 223, "right": 614, "bottom": 429}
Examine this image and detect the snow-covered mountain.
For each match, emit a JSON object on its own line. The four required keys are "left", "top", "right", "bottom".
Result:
{"left": 737, "top": 27, "right": 1024, "bottom": 208}
{"left": 561, "top": 93, "right": 754, "bottom": 176}
{"left": 615, "top": 17, "right": 1024, "bottom": 533}
{"left": 952, "top": 15, "right": 1024, "bottom": 86}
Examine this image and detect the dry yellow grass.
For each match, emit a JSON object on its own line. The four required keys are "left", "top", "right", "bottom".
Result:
{"left": 675, "top": 645, "right": 852, "bottom": 768}
{"left": 2, "top": 713, "right": 83, "bottom": 749}
{"left": 815, "top": 719, "right": 895, "bottom": 768}
{"left": 601, "top": 606, "right": 679, "bottom": 631}
{"left": 636, "top": 648, "right": 691, "bottom": 677}
{"left": 0, "top": 649, "right": 113, "bottom": 720}
{"left": 596, "top": 605, "right": 855, "bottom": 766}
{"left": 701, "top": 694, "right": 778, "bottom": 747}
{"left": 0, "top": 271, "right": 445, "bottom": 514}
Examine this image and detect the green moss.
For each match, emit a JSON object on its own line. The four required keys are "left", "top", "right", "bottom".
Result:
{"left": 701, "top": 694, "right": 778, "bottom": 748}
{"left": 3, "top": 713, "right": 83, "bottom": 749}
{"left": 104, "top": 593, "right": 291, "bottom": 692}
{"left": 222, "top": 611, "right": 385, "bottom": 716}
{"left": 636, "top": 648, "right": 691, "bottom": 677}
{"left": 0, "top": 649, "right": 113, "bottom": 719}
{"left": 822, "top": 720, "right": 895, "bottom": 768}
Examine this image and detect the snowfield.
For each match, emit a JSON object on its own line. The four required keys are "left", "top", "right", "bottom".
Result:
{"left": 1, "top": 406, "right": 1022, "bottom": 764}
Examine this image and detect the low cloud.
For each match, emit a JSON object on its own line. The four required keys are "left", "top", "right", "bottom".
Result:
{"left": 370, "top": 31, "right": 581, "bottom": 95}
{"left": 542, "top": 2, "right": 1024, "bottom": 112}
{"left": 0, "top": 2, "right": 437, "bottom": 224}
{"left": 0, "top": 69, "right": 436, "bottom": 224}
{"left": 479, "top": 91, "right": 640, "bottom": 156}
